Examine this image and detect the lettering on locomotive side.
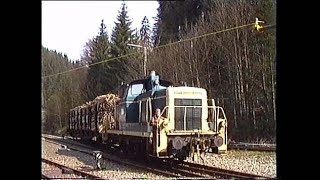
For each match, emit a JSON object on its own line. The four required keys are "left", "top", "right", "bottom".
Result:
{"left": 174, "top": 91, "right": 202, "bottom": 95}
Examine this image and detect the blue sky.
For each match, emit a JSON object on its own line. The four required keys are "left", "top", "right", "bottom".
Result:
{"left": 42, "top": 1, "right": 159, "bottom": 61}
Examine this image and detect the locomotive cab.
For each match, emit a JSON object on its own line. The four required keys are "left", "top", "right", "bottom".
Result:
{"left": 114, "top": 71, "right": 172, "bottom": 131}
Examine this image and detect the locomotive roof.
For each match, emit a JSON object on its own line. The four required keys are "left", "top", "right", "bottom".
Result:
{"left": 129, "top": 78, "right": 173, "bottom": 87}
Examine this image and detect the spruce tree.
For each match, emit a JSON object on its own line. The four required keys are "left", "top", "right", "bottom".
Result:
{"left": 109, "top": 2, "right": 140, "bottom": 85}
{"left": 139, "top": 16, "right": 151, "bottom": 47}
{"left": 83, "top": 19, "right": 111, "bottom": 99}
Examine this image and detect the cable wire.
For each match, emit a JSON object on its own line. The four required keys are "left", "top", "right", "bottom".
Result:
{"left": 42, "top": 22, "right": 255, "bottom": 79}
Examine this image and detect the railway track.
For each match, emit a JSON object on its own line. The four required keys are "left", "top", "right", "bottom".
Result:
{"left": 42, "top": 135, "right": 184, "bottom": 178}
{"left": 41, "top": 174, "right": 51, "bottom": 179}
{"left": 43, "top": 136, "right": 212, "bottom": 178}
{"left": 178, "top": 161, "right": 274, "bottom": 179}
{"left": 42, "top": 134, "right": 275, "bottom": 179}
{"left": 44, "top": 133, "right": 277, "bottom": 154}
{"left": 42, "top": 158, "right": 103, "bottom": 179}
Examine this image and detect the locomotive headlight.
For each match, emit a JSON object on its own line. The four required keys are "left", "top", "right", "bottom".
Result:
{"left": 213, "top": 136, "right": 223, "bottom": 147}
{"left": 172, "top": 136, "right": 184, "bottom": 150}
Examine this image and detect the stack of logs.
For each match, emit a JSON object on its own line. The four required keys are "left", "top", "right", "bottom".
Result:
{"left": 73, "top": 93, "right": 120, "bottom": 133}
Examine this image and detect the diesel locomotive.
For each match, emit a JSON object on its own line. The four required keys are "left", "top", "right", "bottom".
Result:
{"left": 68, "top": 71, "right": 228, "bottom": 161}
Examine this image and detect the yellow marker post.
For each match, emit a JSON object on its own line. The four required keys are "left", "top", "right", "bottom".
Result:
{"left": 254, "top": 17, "right": 265, "bottom": 32}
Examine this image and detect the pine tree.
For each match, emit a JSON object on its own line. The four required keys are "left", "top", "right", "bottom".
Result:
{"left": 111, "top": 2, "right": 135, "bottom": 57}
{"left": 152, "top": 7, "right": 161, "bottom": 47}
{"left": 83, "top": 19, "right": 111, "bottom": 100}
{"left": 109, "top": 2, "right": 140, "bottom": 85}
{"left": 139, "top": 16, "right": 151, "bottom": 47}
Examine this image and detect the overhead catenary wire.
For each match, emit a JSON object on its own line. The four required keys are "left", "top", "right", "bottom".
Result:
{"left": 42, "top": 22, "right": 257, "bottom": 79}
{"left": 42, "top": 51, "right": 140, "bottom": 79}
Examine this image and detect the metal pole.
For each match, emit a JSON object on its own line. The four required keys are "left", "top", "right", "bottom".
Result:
{"left": 42, "top": 81, "right": 44, "bottom": 122}
{"left": 127, "top": 44, "right": 146, "bottom": 77}
{"left": 184, "top": 107, "right": 187, "bottom": 130}
{"left": 144, "top": 47, "right": 147, "bottom": 77}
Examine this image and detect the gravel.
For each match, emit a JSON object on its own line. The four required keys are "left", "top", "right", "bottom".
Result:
{"left": 42, "top": 162, "right": 84, "bottom": 179}
{"left": 42, "top": 139, "right": 166, "bottom": 179}
{"left": 186, "top": 150, "right": 277, "bottom": 178}
{"left": 42, "top": 135, "right": 276, "bottom": 179}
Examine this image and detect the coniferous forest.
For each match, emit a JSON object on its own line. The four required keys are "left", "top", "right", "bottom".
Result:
{"left": 42, "top": 0, "right": 276, "bottom": 143}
